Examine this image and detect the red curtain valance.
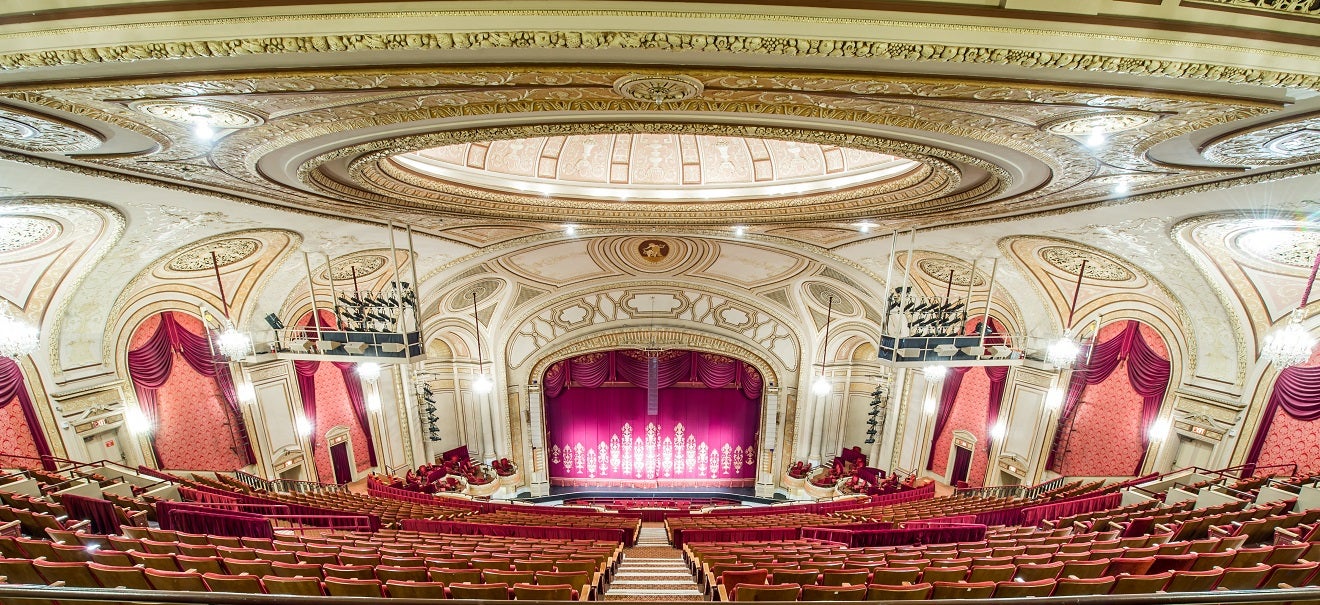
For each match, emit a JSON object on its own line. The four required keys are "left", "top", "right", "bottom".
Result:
{"left": 543, "top": 350, "right": 763, "bottom": 400}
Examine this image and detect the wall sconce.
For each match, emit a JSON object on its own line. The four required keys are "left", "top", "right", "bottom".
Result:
{"left": 296, "top": 417, "right": 314, "bottom": 437}
{"left": 236, "top": 381, "right": 256, "bottom": 405}
{"left": 125, "top": 408, "right": 153, "bottom": 435}
{"left": 989, "top": 422, "right": 1007, "bottom": 442}
{"left": 1148, "top": 417, "right": 1171, "bottom": 443}
{"left": 923, "top": 396, "right": 938, "bottom": 416}
{"left": 1044, "top": 387, "right": 1064, "bottom": 411}
{"left": 366, "top": 392, "right": 382, "bottom": 413}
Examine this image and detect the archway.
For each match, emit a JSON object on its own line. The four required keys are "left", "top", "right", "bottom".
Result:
{"left": 542, "top": 349, "right": 764, "bottom": 488}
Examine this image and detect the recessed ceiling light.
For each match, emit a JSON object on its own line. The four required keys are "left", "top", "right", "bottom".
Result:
{"left": 565, "top": 225, "right": 577, "bottom": 236}
{"left": 858, "top": 221, "right": 873, "bottom": 233}
{"left": 1114, "top": 179, "right": 1130, "bottom": 195}
{"left": 734, "top": 226, "right": 746, "bottom": 237}
{"left": 1085, "top": 127, "right": 1106, "bottom": 148}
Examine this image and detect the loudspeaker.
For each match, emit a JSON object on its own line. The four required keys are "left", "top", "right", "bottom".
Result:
{"left": 343, "top": 342, "right": 369, "bottom": 355}
{"left": 264, "top": 313, "right": 285, "bottom": 330}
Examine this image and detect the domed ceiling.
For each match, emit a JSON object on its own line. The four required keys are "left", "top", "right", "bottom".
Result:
{"left": 395, "top": 134, "right": 922, "bottom": 202}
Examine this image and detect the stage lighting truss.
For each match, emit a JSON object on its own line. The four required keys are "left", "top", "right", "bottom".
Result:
{"left": 864, "top": 376, "right": 893, "bottom": 445}
{"left": 414, "top": 373, "right": 441, "bottom": 442}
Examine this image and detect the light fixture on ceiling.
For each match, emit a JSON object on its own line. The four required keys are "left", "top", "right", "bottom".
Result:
{"left": 1085, "top": 127, "right": 1106, "bottom": 148}
{"left": 0, "top": 305, "right": 39, "bottom": 359}
{"left": 1045, "top": 259, "right": 1088, "bottom": 369}
{"left": 858, "top": 221, "right": 873, "bottom": 234}
{"left": 208, "top": 251, "right": 252, "bottom": 360}
{"left": 811, "top": 295, "right": 834, "bottom": 396}
{"left": 357, "top": 362, "right": 381, "bottom": 383}
{"left": 1261, "top": 247, "right": 1319, "bottom": 369}
{"left": 564, "top": 225, "right": 577, "bottom": 237}
{"left": 734, "top": 225, "right": 746, "bottom": 237}
{"left": 188, "top": 106, "right": 215, "bottom": 140}
{"left": 1113, "top": 178, "right": 1131, "bottom": 196}
{"left": 470, "top": 291, "right": 493, "bottom": 395}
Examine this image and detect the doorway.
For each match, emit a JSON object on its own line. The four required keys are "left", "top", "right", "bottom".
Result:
{"left": 950, "top": 445, "right": 973, "bottom": 485}
{"left": 1171, "top": 435, "right": 1214, "bottom": 471}
{"left": 84, "top": 429, "right": 126, "bottom": 465}
{"left": 330, "top": 442, "right": 352, "bottom": 485}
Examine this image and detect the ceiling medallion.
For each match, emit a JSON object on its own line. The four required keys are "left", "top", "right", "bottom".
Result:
{"left": 0, "top": 216, "right": 60, "bottom": 253}
{"left": 916, "top": 259, "right": 985, "bottom": 287}
{"left": 166, "top": 238, "right": 261, "bottom": 271}
{"left": 1204, "top": 115, "right": 1320, "bottom": 167}
{"left": 445, "top": 278, "right": 504, "bottom": 312}
{"left": 1039, "top": 246, "right": 1135, "bottom": 282}
{"left": 130, "top": 100, "right": 265, "bottom": 129}
{"left": 807, "top": 282, "right": 856, "bottom": 315}
{"left": 637, "top": 239, "right": 671, "bottom": 263}
{"left": 1043, "top": 111, "right": 1159, "bottom": 136}
{"left": 320, "top": 254, "right": 389, "bottom": 281}
{"left": 0, "top": 106, "right": 102, "bottom": 153}
{"left": 612, "top": 74, "right": 704, "bottom": 105}
{"left": 1235, "top": 229, "right": 1320, "bottom": 268}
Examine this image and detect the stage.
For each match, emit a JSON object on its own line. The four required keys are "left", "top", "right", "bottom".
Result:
{"left": 517, "top": 485, "right": 781, "bottom": 505}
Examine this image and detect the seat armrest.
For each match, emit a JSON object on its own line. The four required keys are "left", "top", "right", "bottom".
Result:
{"left": 578, "top": 583, "right": 592, "bottom": 601}
{"left": 64, "top": 519, "right": 92, "bottom": 533}
{"left": 1207, "top": 525, "right": 1230, "bottom": 538}
{"left": 717, "top": 585, "right": 731, "bottom": 602}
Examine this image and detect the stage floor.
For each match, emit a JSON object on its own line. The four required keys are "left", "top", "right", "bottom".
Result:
{"left": 518, "top": 485, "right": 781, "bottom": 505}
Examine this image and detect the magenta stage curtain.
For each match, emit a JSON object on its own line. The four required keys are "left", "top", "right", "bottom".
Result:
{"left": 0, "top": 357, "right": 55, "bottom": 470}
{"left": 333, "top": 362, "right": 377, "bottom": 466}
{"left": 543, "top": 362, "right": 568, "bottom": 399}
{"left": 293, "top": 360, "right": 320, "bottom": 453}
{"left": 1244, "top": 364, "right": 1320, "bottom": 472}
{"left": 926, "top": 367, "right": 971, "bottom": 470}
{"left": 126, "top": 312, "right": 257, "bottom": 466}
{"left": 548, "top": 350, "right": 763, "bottom": 393}
{"left": 984, "top": 366, "right": 1010, "bottom": 452}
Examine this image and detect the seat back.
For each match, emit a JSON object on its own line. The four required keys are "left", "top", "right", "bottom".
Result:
{"left": 262, "top": 576, "right": 324, "bottom": 596}
{"left": 384, "top": 580, "right": 448, "bottom": 599}
{"left": 32, "top": 560, "right": 98, "bottom": 587}
{"left": 1013, "top": 562, "right": 1063, "bottom": 582}
{"left": 1052, "top": 576, "right": 1116, "bottom": 596}
{"left": 374, "top": 565, "right": 429, "bottom": 583}
{"left": 771, "top": 569, "right": 820, "bottom": 585}
{"left": 1110, "top": 572, "right": 1173, "bottom": 595}
{"left": 513, "top": 582, "right": 574, "bottom": 600}
{"left": 721, "top": 568, "right": 769, "bottom": 593}
{"left": 733, "top": 583, "right": 801, "bottom": 601}
{"left": 991, "top": 579, "right": 1055, "bottom": 598}
{"left": 1105, "top": 557, "right": 1155, "bottom": 576}
{"left": 449, "top": 582, "right": 512, "bottom": 599}
{"left": 201, "top": 572, "right": 264, "bottom": 594}
{"left": 430, "top": 567, "right": 484, "bottom": 584}
{"left": 1164, "top": 569, "right": 1223, "bottom": 592}
{"left": 322, "top": 564, "right": 374, "bottom": 580}
{"left": 484, "top": 569, "right": 537, "bottom": 586}
{"left": 1217, "top": 566, "right": 1270, "bottom": 590}
{"left": 819, "top": 569, "right": 868, "bottom": 586}
{"left": 88, "top": 563, "right": 151, "bottom": 590}
{"left": 921, "top": 566, "right": 968, "bottom": 583}
{"left": 1261, "top": 562, "right": 1320, "bottom": 588}
{"left": 930, "top": 581, "right": 996, "bottom": 599}
{"left": 966, "top": 564, "right": 1015, "bottom": 584}
{"left": 324, "top": 577, "right": 384, "bottom": 597}
{"left": 800, "top": 584, "right": 866, "bottom": 601}
{"left": 1060, "top": 559, "right": 1109, "bottom": 579}
{"left": 144, "top": 569, "right": 209, "bottom": 592}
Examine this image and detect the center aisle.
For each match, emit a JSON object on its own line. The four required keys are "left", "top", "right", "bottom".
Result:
{"left": 603, "top": 523, "right": 703, "bottom": 601}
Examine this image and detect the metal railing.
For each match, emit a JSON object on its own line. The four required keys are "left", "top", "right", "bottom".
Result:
{"left": 953, "top": 476, "right": 1065, "bottom": 500}
{"left": 231, "top": 471, "right": 347, "bottom": 494}
{"left": 3, "top": 583, "right": 1320, "bottom": 605}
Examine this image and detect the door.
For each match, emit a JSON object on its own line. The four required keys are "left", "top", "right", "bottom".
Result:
{"left": 329, "top": 442, "right": 353, "bottom": 485}
{"left": 950, "top": 445, "right": 973, "bottom": 485}
{"left": 85, "top": 430, "right": 126, "bottom": 465}
{"left": 1172, "top": 436, "right": 1213, "bottom": 471}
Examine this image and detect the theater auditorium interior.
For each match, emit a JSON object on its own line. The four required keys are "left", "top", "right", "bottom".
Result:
{"left": 0, "top": 1, "right": 1318, "bottom": 603}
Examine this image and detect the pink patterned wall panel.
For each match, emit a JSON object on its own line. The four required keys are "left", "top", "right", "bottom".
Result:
{"left": 1055, "top": 321, "right": 1170, "bottom": 477}
{"left": 1253, "top": 348, "right": 1320, "bottom": 473}
{"left": 309, "top": 363, "right": 372, "bottom": 483}
{"left": 129, "top": 313, "right": 247, "bottom": 471}
{"left": 0, "top": 392, "right": 40, "bottom": 466}
{"left": 930, "top": 368, "right": 991, "bottom": 486}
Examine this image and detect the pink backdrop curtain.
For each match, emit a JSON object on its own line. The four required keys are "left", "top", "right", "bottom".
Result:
{"left": 0, "top": 357, "right": 56, "bottom": 470}
{"left": 1244, "top": 364, "right": 1320, "bottom": 472}
{"left": 294, "top": 360, "right": 320, "bottom": 454}
{"left": 984, "top": 366, "right": 1010, "bottom": 452}
{"left": 332, "top": 362, "right": 377, "bottom": 466}
{"left": 926, "top": 367, "right": 971, "bottom": 470}
{"left": 1046, "top": 321, "right": 1170, "bottom": 472}
{"left": 127, "top": 312, "right": 256, "bottom": 466}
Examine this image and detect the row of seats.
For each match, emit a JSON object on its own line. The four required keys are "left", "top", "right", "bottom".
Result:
{"left": 0, "top": 558, "right": 595, "bottom": 599}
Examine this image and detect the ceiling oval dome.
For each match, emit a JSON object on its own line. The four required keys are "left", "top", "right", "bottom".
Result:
{"left": 394, "top": 133, "right": 922, "bottom": 203}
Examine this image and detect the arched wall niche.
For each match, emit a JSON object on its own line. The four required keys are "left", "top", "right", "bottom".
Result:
{"left": 1231, "top": 318, "right": 1320, "bottom": 472}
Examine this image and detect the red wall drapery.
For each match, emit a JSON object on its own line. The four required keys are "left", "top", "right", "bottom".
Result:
{"left": 0, "top": 356, "right": 55, "bottom": 470}
{"left": 293, "top": 360, "right": 377, "bottom": 468}
{"left": 293, "top": 360, "right": 321, "bottom": 455}
{"left": 1046, "top": 321, "right": 1171, "bottom": 474}
{"left": 126, "top": 312, "right": 256, "bottom": 466}
{"left": 1244, "top": 364, "right": 1320, "bottom": 472}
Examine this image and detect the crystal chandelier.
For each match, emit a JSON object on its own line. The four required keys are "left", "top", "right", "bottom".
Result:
{"left": 923, "top": 365, "right": 948, "bottom": 381}
{"left": 0, "top": 306, "right": 39, "bottom": 359}
{"left": 1262, "top": 246, "right": 1319, "bottom": 369}
{"left": 1047, "top": 259, "right": 1088, "bottom": 369}
{"left": 215, "top": 323, "right": 252, "bottom": 360}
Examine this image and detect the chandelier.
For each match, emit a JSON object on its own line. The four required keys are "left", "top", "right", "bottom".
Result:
{"left": 208, "top": 251, "right": 251, "bottom": 360}
{"left": 1262, "top": 247, "right": 1319, "bottom": 370}
{"left": 1046, "top": 259, "right": 1088, "bottom": 369}
{"left": 0, "top": 306, "right": 39, "bottom": 359}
